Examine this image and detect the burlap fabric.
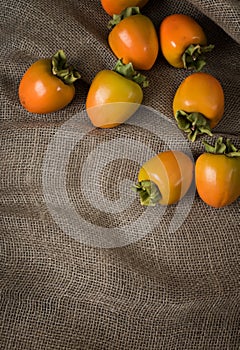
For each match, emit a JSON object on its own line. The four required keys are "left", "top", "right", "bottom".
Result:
{"left": 1, "top": 0, "right": 240, "bottom": 349}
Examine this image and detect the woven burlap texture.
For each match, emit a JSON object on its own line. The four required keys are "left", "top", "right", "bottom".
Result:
{"left": 1, "top": 0, "right": 240, "bottom": 349}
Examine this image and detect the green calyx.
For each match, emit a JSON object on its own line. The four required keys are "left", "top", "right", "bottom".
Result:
{"left": 182, "top": 44, "right": 214, "bottom": 71}
{"left": 113, "top": 59, "right": 149, "bottom": 87}
{"left": 203, "top": 137, "right": 240, "bottom": 157}
{"left": 132, "top": 180, "right": 162, "bottom": 206}
{"left": 108, "top": 6, "right": 140, "bottom": 29}
{"left": 51, "top": 50, "right": 81, "bottom": 84}
{"left": 175, "top": 110, "right": 212, "bottom": 142}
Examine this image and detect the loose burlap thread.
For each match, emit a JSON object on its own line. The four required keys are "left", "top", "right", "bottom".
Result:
{"left": 1, "top": 0, "right": 240, "bottom": 349}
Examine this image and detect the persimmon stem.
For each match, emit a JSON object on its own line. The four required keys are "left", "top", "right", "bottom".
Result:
{"left": 132, "top": 180, "right": 161, "bottom": 206}
{"left": 108, "top": 6, "right": 140, "bottom": 29}
{"left": 182, "top": 44, "right": 214, "bottom": 71}
{"left": 51, "top": 50, "right": 81, "bottom": 84}
{"left": 175, "top": 110, "right": 212, "bottom": 142}
{"left": 113, "top": 59, "right": 149, "bottom": 87}
{"left": 203, "top": 137, "right": 240, "bottom": 157}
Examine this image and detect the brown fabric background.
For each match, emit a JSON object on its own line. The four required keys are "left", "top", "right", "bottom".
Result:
{"left": 1, "top": 0, "right": 240, "bottom": 349}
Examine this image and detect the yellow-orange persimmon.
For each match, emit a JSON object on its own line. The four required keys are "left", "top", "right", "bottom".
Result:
{"left": 86, "top": 60, "right": 148, "bottom": 128}
{"left": 108, "top": 8, "right": 159, "bottom": 70}
{"left": 19, "top": 50, "right": 80, "bottom": 114}
{"left": 159, "top": 14, "right": 214, "bottom": 71}
{"left": 101, "top": 0, "right": 149, "bottom": 16}
{"left": 195, "top": 138, "right": 240, "bottom": 208}
{"left": 133, "top": 150, "right": 194, "bottom": 206}
{"left": 173, "top": 72, "right": 225, "bottom": 141}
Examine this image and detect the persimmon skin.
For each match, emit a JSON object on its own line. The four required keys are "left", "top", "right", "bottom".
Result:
{"left": 108, "top": 14, "right": 159, "bottom": 70}
{"left": 173, "top": 72, "right": 225, "bottom": 129}
{"left": 159, "top": 14, "right": 207, "bottom": 68}
{"left": 19, "top": 59, "right": 75, "bottom": 114}
{"left": 101, "top": 0, "right": 149, "bottom": 16}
